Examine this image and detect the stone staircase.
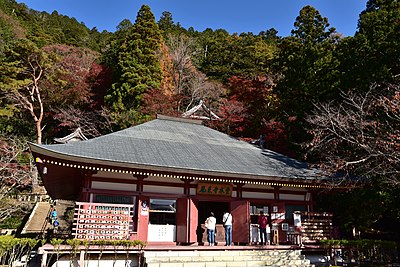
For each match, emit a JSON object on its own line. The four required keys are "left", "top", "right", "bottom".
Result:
{"left": 20, "top": 200, "right": 75, "bottom": 236}
{"left": 143, "top": 249, "right": 314, "bottom": 267}
{"left": 21, "top": 202, "right": 51, "bottom": 234}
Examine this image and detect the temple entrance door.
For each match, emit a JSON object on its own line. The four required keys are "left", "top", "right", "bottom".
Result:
{"left": 176, "top": 198, "right": 198, "bottom": 244}
{"left": 231, "top": 200, "right": 250, "bottom": 244}
{"left": 198, "top": 201, "right": 229, "bottom": 244}
{"left": 198, "top": 201, "right": 229, "bottom": 225}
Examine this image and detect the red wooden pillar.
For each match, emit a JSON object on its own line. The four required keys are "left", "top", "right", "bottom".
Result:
{"left": 135, "top": 175, "right": 149, "bottom": 241}
{"left": 177, "top": 179, "right": 197, "bottom": 244}
{"left": 176, "top": 198, "right": 198, "bottom": 244}
{"left": 235, "top": 183, "right": 244, "bottom": 198}
{"left": 136, "top": 175, "right": 146, "bottom": 192}
{"left": 137, "top": 197, "right": 150, "bottom": 241}
{"left": 231, "top": 200, "right": 250, "bottom": 244}
{"left": 306, "top": 190, "right": 314, "bottom": 212}
{"left": 81, "top": 171, "right": 96, "bottom": 202}
{"left": 231, "top": 183, "right": 249, "bottom": 244}
{"left": 183, "top": 179, "right": 193, "bottom": 196}
{"left": 272, "top": 186, "right": 287, "bottom": 244}
{"left": 273, "top": 186, "right": 281, "bottom": 200}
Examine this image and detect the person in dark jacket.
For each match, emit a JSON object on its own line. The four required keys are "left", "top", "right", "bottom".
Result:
{"left": 257, "top": 211, "right": 269, "bottom": 245}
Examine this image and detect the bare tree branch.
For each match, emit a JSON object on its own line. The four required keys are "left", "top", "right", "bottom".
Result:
{"left": 305, "top": 84, "right": 400, "bottom": 186}
{"left": 0, "top": 135, "right": 34, "bottom": 225}
{"left": 51, "top": 106, "right": 115, "bottom": 138}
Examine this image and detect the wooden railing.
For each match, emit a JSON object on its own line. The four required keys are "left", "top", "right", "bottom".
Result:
{"left": 14, "top": 193, "right": 50, "bottom": 203}
{"left": 73, "top": 202, "right": 135, "bottom": 241}
{"left": 300, "top": 211, "right": 333, "bottom": 243}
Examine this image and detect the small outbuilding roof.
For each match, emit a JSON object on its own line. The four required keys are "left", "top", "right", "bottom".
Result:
{"left": 30, "top": 115, "right": 323, "bottom": 183}
{"left": 53, "top": 128, "right": 88, "bottom": 143}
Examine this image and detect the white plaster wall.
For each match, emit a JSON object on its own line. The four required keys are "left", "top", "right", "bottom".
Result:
{"left": 147, "top": 176, "right": 184, "bottom": 183}
{"left": 190, "top": 188, "right": 197, "bottom": 195}
{"left": 91, "top": 181, "right": 136, "bottom": 192}
{"left": 143, "top": 185, "right": 182, "bottom": 194}
{"left": 281, "top": 186, "right": 308, "bottom": 192}
{"left": 279, "top": 193, "right": 305, "bottom": 201}
{"left": 147, "top": 224, "right": 176, "bottom": 242}
{"left": 242, "top": 191, "right": 274, "bottom": 199}
{"left": 244, "top": 184, "right": 274, "bottom": 190}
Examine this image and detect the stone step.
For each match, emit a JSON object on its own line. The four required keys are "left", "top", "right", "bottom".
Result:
{"left": 146, "top": 262, "right": 313, "bottom": 267}
{"left": 144, "top": 249, "right": 301, "bottom": 258}
{"left": 145, "top": 254, "right": 306, "bottom": 264}
{"left": 144, "top": 249, "right": 313, "bottom": 267}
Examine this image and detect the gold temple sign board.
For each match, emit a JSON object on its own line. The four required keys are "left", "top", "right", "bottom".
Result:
{"left": 197, "top": 182, "right": 232, "bottom": 196}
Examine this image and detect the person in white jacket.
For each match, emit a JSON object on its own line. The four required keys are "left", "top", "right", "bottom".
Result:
{"left": 205, "top": 212, "right": 216, "bottom": 246}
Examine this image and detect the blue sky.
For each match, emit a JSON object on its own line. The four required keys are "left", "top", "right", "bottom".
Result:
{"left": 17, "top": 0, "right": 367, "bottom": 37}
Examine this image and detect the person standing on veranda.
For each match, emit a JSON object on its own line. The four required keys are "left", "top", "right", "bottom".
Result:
{"left": 205, "top": 212, "right": 216, "bottom": 246}
{"left": 222, "top": 211, "right": 233, "bottom": 246}
{"left": 53, "top": 218, "right": 59, "bottom": 233}
{"left": 50, "top": 208, "right": 57, "bottom": 224}
{"left": 258, "top": 211, "right": 269, "bottom": 245}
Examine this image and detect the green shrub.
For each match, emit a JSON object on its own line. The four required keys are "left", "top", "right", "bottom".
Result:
{"left": 321, "top": 239, "right": 397, "bottom": 264}
{"left": 0, "top": 216, "right": 23, "bottom": 229}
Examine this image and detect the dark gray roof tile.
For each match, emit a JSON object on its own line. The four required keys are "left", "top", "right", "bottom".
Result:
{"left": 33, "top": 117, "right": 322, "bottom": 181}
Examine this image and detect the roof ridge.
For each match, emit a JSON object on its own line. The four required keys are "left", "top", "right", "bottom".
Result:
{"left": 156, "top": 114, "right": 203, "bottom": 125}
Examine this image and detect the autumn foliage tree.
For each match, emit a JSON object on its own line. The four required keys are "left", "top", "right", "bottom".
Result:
{"left": 42, "top": 44, "right": 100, "bottom": 109}
{"left": 210, "top": 96, "right": 246, "bottom": 136}
{"left": 39, "top": 44, "right": 113, "bottom": 138}
{"left": 142, "top": 89, "right": 180, "bottom": 118}
{"left": 262, "top": 119, "right": 296, "bottom": 158}
{"left": 225, "top": 75, "right": 278, "bottom": 137}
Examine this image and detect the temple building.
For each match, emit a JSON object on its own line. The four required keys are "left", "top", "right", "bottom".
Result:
{"left": 29, "top": 115, "right": 334, "bottom": 245}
